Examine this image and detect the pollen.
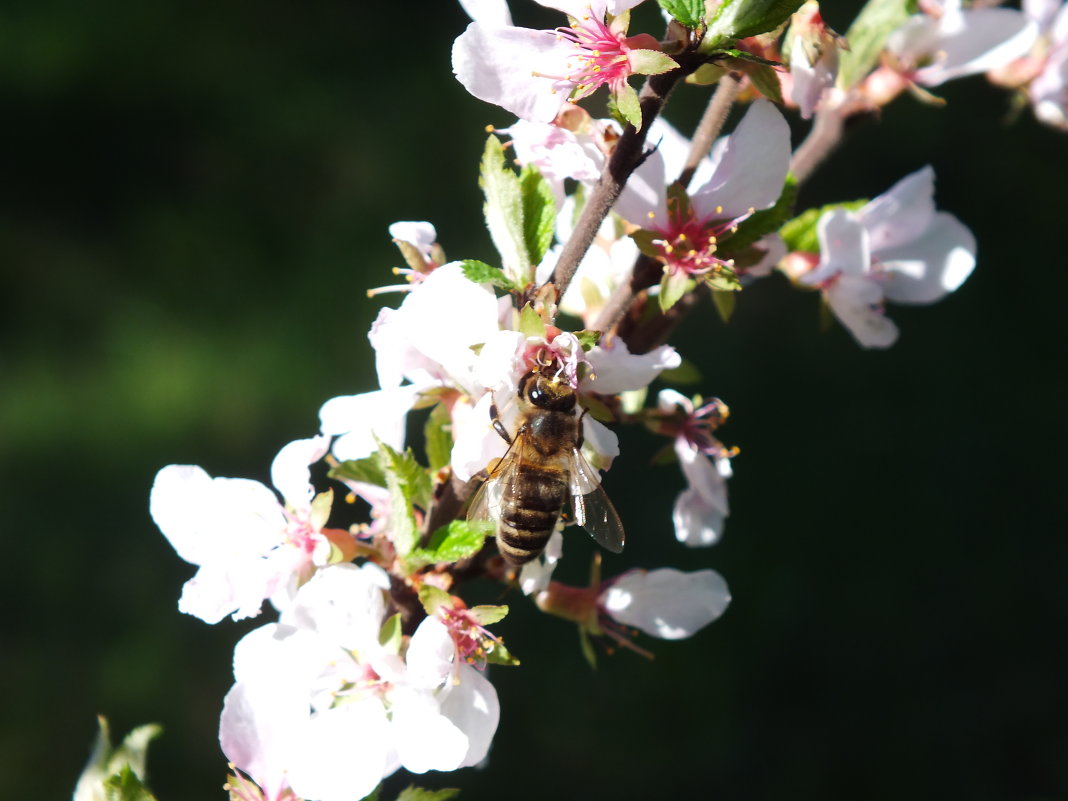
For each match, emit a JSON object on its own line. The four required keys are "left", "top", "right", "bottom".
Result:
{"left": 716, "top": 205, "right": 723, "bottom": 214}
{"left": 647, "top": 211, "right": 656, "bottom": 218}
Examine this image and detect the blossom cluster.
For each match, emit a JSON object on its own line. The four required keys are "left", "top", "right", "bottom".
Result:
{"left": 134, "top": 0, "right": 1052, "bottom": 799}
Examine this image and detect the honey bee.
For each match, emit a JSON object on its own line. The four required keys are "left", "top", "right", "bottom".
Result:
{"left": 467, "top": 367, "right": 625, "bottom": 565}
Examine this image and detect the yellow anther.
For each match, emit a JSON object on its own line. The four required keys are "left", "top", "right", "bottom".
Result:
{"left": 484, "top": 123, "right": 494, "bottom": 132}
{"left": 716, "top": 205, "right": 723, "bottom": 214}
{"left": 647, "top": 211, "right": 656, "bottom": 218}
{"left": 748, "top": 207, "right": 755, "bottom": 214}
{"left": 730, "top": 225, "right": 738, "bottom": 233}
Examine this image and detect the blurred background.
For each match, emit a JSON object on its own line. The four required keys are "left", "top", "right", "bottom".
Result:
{"left": 2, "top": 1, "right": 1066, "bottom": 799}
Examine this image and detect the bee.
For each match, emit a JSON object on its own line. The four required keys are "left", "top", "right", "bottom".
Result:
{"left": 467, "top": 367, "right": 625, "bottom": 565}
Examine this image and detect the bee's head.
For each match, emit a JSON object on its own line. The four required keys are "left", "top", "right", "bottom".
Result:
{"left": 519, "top": 369, "right": 577, "bottom": 412}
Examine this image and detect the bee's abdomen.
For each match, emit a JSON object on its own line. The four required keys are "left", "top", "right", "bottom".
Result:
{"left": 498, "top": 466, "right": 567, "bottom": 565}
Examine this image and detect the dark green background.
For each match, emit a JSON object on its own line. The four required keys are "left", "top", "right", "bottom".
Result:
{"left": 3, "top": 1, "right": 1065, "bottom": 799}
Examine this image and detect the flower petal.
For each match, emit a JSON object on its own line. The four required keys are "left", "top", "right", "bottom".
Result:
{"left": 439, "top": 663, "right": 501, "bottom": 768}
{"left": 880, "top": 211, "right": 976, "bottom": 304}
{"left": 582, "top": 339, "right": 681, "bottom": 394}
{"left": 690, "top": 99, "right": 791, "bottom": 221}
{"left": 803, "top": 207, "right": 870, "bottom": 285}
{"left": 270, "top": 435, "right": 330, "bottom": 511}
{"left": 672, "top": 441, "right": 730, "bottom": 546}
{"left": 319, "top": 386, "right": 422, "bottom": 461}
{"left": 601, "top": 567, "right": 731, "bottom": 639}
{"left": 826, "top": 274, "right": 899, "bottom": 349}
{"left": 913, "top": 8, "right": 1038, "bottom": 85}
{"left": 859, "top": 166, "right": 936, "bottom": 253}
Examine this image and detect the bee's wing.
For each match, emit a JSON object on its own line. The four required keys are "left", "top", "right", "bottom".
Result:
{"left": 568, "top": 448, "right": 625, "bottom": 554}
{"left": 466, "top": 440, "right": 523, "bottom": 527}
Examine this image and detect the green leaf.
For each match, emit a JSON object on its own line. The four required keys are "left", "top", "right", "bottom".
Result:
{"left": 418, "top": 584, "right": 454, "bottom": 616}
{"left": 726, "top": 173, "right": 798, "bottom": 251}
{"left": 705, "top": 270, "right": 741, "bottom": 292}
{"left": 358, "top": 785, "right": 382, "bottom": 801}
{"left": 460, "top": 259, "right": 518, "bottom": 292}
{"left": 614, "top": 81, "right": 643, "bottom": 129}
{"left": 329, "top": 456, "right": 387, "bottom": 488}
{"left": 379, "top": 613, "right": 403, "bottom": 653}
{"left": 701, "top": 0, "right": 806, "bottom": 50}
{"left": 480, "top": 134, "right": 532, "bottom": 286}
{"left": 627, "top": 49, "right": 679, "bottom": 76}
{"left": 659, "top": 271, "right": 695, "bottom": 312}
{"left": 839, "top": 0, "right": 917, "bottom": 89}
{"left": 687, "top": 62, "right": 727, "bottom": 85}
{"left": 375, "top": 439, "right": 433, "bottom": 557}
{"left": 519, "top": 165, "right": 556, "bottom": 267}
{"left": 104, "top": 766, "right": 158, "bottom": 801}
{"left": 518, "top": 303, "right": 545, "bottom": 339}
{"left": 408, "top": 520, "right": 488, "bottom": 568}
{"left": 715, "top": 48, "right": 783, "bottom": 68}
{"left": 746, "top": 63, "right": 784, "bottom": 104}
{"left": 395, "top": 786, "right": 460, "bottom": 801}
{"left": 711, "top": 289, "right": 737, "bottom": 322}
{"left": 424, "top": 402, "right": 454, "bottom": 474}
{"left": 309, "top": 488, "right": 333, "bottom": 531}
{"left": 630, "top": 228, "right": 663, "bottom": 260}
{"left": 468, "top": 604, "right": 510, "bottom": 626}
{"left": 658, "top": 357, "right": 702, "bottom": 385}
{"left": 658, "top": 0, "right": 706, "bottom": 27}
{"left": 780, "top": 198, "right": 868, "bottom": 253}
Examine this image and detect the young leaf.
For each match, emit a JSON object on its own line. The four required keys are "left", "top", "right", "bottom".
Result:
{"left": 628, "top": 49, "right": 680, "bottom": 76}
{"left": 658, "top": 357, "right": 703, "bottom": 385}
{"left": 702, "top": 0, "right": 807, "bottom": 50}
{"left": 468, "top": 604, "right": 510, "bottom": 626}
{"left": 424, "top": 402, "right": 454, "bottom": 474}
{"left": 460, "top": 259, "right": 518, "bottom": 292}
{"left": 838, "top": 0, "right": 917, "bottom": 89}
{"left": 329, "top": 456, "right": 387, "bottom": 488}
{"left": 614, "top": 82, "right": 643, "bottom": 129}
{"left": 746, "top": 63, "right": 785, "bottom": 104}
{"left": 418, "top": 584, "right": 454, "bottom": 616}
{"left": 395, "top": 787, "right": 460, "bottom": 801}
{"left": 659, "top": 270, "right": 695, "bottom": 312}
{"left": 480, "top": 134, "right": 533, "bottom": 286}
{"left": 658, "top": 0, "right": 707, "bottom": 28}
{"left": 712, "top": 289, "right": 737, "bottom": 322}
{"left": 484, "top": 637, "right": 521, "bottom": 666}
{"left": 519, "top": 166, "right": 556, "bottom": 267}
{"left": 573, "top": 329, "right": 602, "bottom": 351}
{"left": 75, "top": 718, "right": 162, "bottom": 801}
{"left": 375, "top": 439, "right": 433, "bottom": 558}
{"left": 408, "top": 520, "right": 488, "bottom": 568}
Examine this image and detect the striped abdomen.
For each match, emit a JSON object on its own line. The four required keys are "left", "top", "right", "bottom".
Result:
{"left": 498, "top": 464, "right": 568, "bottom": 564}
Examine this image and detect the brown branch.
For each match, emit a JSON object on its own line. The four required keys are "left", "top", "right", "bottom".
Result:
{"left": 789, "top": 105, "right": 845, "bottom": 185}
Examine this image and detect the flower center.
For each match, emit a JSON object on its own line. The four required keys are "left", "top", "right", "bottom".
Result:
{"left": 652, "top": 203, "right": 737, "bottom": 279}
{"left": 553, "top": 12, "right": 633, "bottom": 99}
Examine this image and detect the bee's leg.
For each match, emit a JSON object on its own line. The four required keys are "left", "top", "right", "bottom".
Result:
{"left": 575, "top": 407, "right": 588, "bottom": 449}
{"left": 490, "top": 393, "right": 512, "bottom": 445}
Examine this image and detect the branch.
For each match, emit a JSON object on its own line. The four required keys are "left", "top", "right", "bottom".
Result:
{"left": 789, "top": 105, "right": 845, "bottom": 185}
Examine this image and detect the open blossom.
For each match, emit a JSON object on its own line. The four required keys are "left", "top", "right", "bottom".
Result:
{"left": 989, "top": 0, "right": 1068, "bottom": 129}
{"left": 219, "top": 564, "right": 500, "bottom": 801}
{"left": 791, "top": 166, "right": 977, "bottom": 349}
{"left": 368, "top": 221, "right": 447, "bottom": 297}
{"left": 453, "top": 0, "right": 676, "bottom": 125}
{"left": 655, "top": 389, "right": 734, "bottom": 547}
{"left": 884, "top": 0, "right": 1038, "bottom": 88}
{"left": 149, "top": 436, "right": 354, "bottom": 624}
{"left": 502, "top": 108, "right": 612, "bottom": 203}
{"left": 614, "top": 100, "right": 791, "bottom": 288}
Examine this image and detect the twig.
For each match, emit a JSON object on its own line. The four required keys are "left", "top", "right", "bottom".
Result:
{"left": 789, "top": 105, "right": 845, "bottom": 184}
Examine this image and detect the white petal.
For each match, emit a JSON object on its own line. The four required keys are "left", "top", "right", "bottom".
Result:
{"left": 914, "top": 9, "right": 1039, "bottom": 85}
{"left": 451, "top": 392, "right": 510, "bottom": 483}
{"left": 319, "top": 386, "right": 421, "bottom": 461}
{"left": 391, "top": 688, "right": 469, "bottom": 774}
{"left": 672, "top": 441, "right": 729, "bottom": 547}
{"left": 582, "top": 339, "right": 681, "bottom": 394}
{"left": 452, "top": 23, "right": 572, "bottom": 123}
{"left": 475, "top": 329, "right": 527, "bottom": 395}
{"left": 803, "top": 208, "right": 870, "bottom": 285}
{"left": 459, "top": 0, "right": 513, "bottom": 26}
{"left": 270, "top": 435, "right": 330, "bottom": 510}
{"left": 400, "top": 263, "right": 500, "bottom": 393}
{"left": 690, "top": 99, "right": 792, "bottom": 221}
{"left": 280, "top": 563, "right": 389, "bottom": 652}
{"left": 439, "top": 663, "right": 501, "bottom": 768}
{"left": 219, "top": 680, "right": 306, "bottom": 801}
{"left": 656, "top": 388, "right": 693, "bottom": 414}
{"left": 388, "top": 221, "right": 437, "bottom": 257}
{"left": 880, "top": 212, "right": 976, "bottom": 304}
{"left": 647, "top": 115, "right": 715, "bottom": 189}
{"left": 406, "top": 617, "right": 456, "bottom": 690}
{"left": 581, "top": 416, "right": 619, "bottom": 473}
{"left": 518, "top": 530, "right": 564, "bottom": 595}
{"left": 150, "top": 466, "right": 285, "bottom": 567}
{"left": 859, "top": 166, "right": 936, "bottom": 252}
{"left": 178, "top": 560, "right": 273, "bottom": 624}
{"left": 601, "top": 567, "right": 730, "bottom": 639}
{"left": 287, "top": 702, "right": 391, "bottom": 801}
{"left": 826, "top": 275, "right": 899, "bottom": 349}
